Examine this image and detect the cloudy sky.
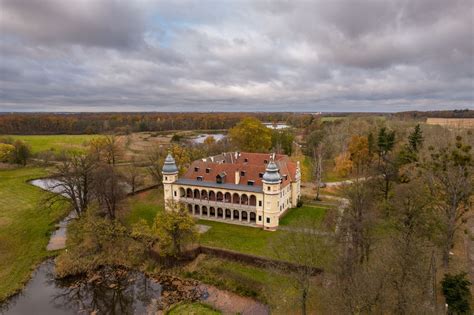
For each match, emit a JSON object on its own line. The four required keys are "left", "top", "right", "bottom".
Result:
{"left": 0, "top": 0, "right": 473, "bottom": 112}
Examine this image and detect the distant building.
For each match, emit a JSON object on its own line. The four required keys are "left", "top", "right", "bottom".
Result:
{"left": 162, "top": 152, "right": 301, "bottom": 230}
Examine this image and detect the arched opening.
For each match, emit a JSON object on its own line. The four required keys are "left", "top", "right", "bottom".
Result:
{"left": 210, "top": 207, "right": 216, "bottom": 217}
{"left": 250, "top": 195, "right": 257, "bottom": 206}
{"left": 241, "top": 211, "right": 248, "bottom": 221}
{"left": 186, "top": 188, "right": 193, "bottom": 198}
{"left": 194, "top": 204, "right": 200, "bottom": 215}
{"left": 209, "top": 191, "right": 216, "bottom": 201}
{"left": 201, "top": 190, "right": 208, "bottom": 200}
{"left": 241, "top": 194, "right": 249, "bottom": 205}
{"left": 202, "top": 206, "right": 208, "bottom": 216}
{"left": 217, "top": 208, "right": 223, "bottom": 218}
{"left": 224, "top": 192, "right": 231, "bottom": 203}
{"left": 188, "top": 204, "right": 193, "bottom": 214}
{"left": 225, "top": 209, "right": 231, "bottom": 219}
{"left": 232, "top": 193, "right": 240, "bottom": 204}
{"left": 193, "top": 189, "right": 200, "bottom": 199}
{"left": 250, "top": 212, "right": 256, "bottom": 223}
{"left": 217, "top": 192, "right": 223, "bottom": 202}
{"left": 179, "top": 187, "right": 185, "bottom": 197}
{"left": 233, "top": 210, "right": 239, "bottom": 220}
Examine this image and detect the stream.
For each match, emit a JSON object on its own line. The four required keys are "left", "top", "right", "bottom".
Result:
{"left": 0, "top": 179, "right": 269, "bottom": 315}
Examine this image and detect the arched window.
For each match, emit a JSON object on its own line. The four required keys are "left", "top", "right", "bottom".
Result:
{"left": 224, "top": 192, "right": 231, "bottom": 203}
{"left": 241, "top": 194, "right": 249, "bottom": 205}
{"left": 233, "top": 210, "right": 239, "bottom": 220}
{"left": 225, "top": 209, "right": 231, "bottom": 219}
{"left": 186, "top": 188, "right": 193, "bottom": 198}
{"left": 201, "top": 190, "right": 208, "bottom": 200}
{"left": 232, "top": 193, "right": 240, "bottom": 204}
{"left": 217, "top": 191, "right": 223, "bottom": 202}
{"left": 179, "top": 187, "right": 186, "bottom": 197}
{"left": 209, "top": 191, "right": 216, "bottom": 201}
{"left": 188, "top": 204, "right": 193, "bottom": 214}
{"left": 210, "top": 207, "right": 216, "bottom": 216}
{"left": 202, "top": 206, "right": 208, "bottom": 215}
{"left": 241, "top": 211, "right": 248, "bottom": 221}
{"left": 194, "top": 204, "right": 200, "bottom": 215}
{"left": 249, "top": 195, "right": 257, "bottom": 206}
{"left": 193, "top": 189, "right": 200, "bottom": 199}
{"left": 250, "top": 212, "right": 256, "bottom": 222}
{"left": 217, "top": 208, "right": 224, "bottom": 218}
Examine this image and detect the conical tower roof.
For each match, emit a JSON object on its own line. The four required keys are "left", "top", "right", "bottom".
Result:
{"left": 262, "top": 160, "right": 281, "bottom": 184}
{"left": 162, "top": 153, "right": 178, "bottom": 174}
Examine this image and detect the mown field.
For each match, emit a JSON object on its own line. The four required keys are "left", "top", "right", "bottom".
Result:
{"left": 3, "top": 134, "right": 100, "bottom": 154}
{"left": 0, "top": 167, "right": 68, "bottom": 301}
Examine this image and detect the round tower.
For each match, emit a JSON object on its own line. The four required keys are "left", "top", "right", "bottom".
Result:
{"left": 262, "top": 160, "right": 281, "bottom": 230}
{"left": 162, "top": 153, "right": 178, "bottom": 210}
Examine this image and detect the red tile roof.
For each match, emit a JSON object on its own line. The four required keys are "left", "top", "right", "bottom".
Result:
{"left": 182, "top": 152, "right": 297, "bottom": 188}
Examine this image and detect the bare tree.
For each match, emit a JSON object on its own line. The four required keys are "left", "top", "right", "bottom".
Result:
{"left": 386, "top": 181, "right": 438, "bottom": 314}
{"left": 145, "top": 147, "right": 165, "bottom": 185}
{"left": 270, "top": 218, "right": 332, "bottom": 315}
{"left": 123, "top": 160, "right": 143, "bottom": 194}
{"left": 424, "top": 136, "right": 473, "bottom": 267}
{"left": 339, "top": 180, "right": 378, "bottom": 264}
{"left": 93, "top": 164, "right": 127, "bottom": 220}
{"left": 46, "top": 153, "right": 96, "bottom": 217}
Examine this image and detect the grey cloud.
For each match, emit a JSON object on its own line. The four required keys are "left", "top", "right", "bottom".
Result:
{"left": 0, "top": 0, "right": 472, "bottom": 112}
{"left": 0, "top": 0, "right": 146, "bottom": 48}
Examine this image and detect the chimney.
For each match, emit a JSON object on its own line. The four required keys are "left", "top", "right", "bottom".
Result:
{"left": 235, "top": 170, "right": 240, "bottom": 185}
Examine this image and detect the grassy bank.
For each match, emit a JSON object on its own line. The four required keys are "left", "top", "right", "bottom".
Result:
{"left": 183, "top": 256, "right": 320, "bottom": 314}
{"left": 0, "top": 167, "right": 68, "bottom": 301}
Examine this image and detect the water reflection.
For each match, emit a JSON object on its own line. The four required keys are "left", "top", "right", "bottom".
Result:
{"left": 2, "top": 260, "right": 161, "bottom": 315}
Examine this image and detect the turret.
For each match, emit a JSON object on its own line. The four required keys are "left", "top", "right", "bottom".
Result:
{"left": 262, "top": 159, "right": 281, "bottom": 230}
{"left": 162, "top": 153, "right": 178, "bottom": 209}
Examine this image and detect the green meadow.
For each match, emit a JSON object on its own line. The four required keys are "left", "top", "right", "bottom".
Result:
{"left": 0, "top": 167, "right": 68, "bottom": 301}
{"left": 2, "top": 134, "right": 101, "bottom": 154}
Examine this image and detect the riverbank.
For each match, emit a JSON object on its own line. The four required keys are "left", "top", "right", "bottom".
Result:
{"left": 0, "top": 167, "right": 69, "bottom": 302}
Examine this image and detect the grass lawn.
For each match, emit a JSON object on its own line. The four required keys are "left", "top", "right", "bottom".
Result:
{"left": 167, "top": 302, "right": 221, "bottom": 315}
{"left": 198, "top": 205, "right": 326, "bottom": 258}
{"left": 279, "top": 205, "right": 327, "bottom": 226}
{"left": 0, "top": 167, "right": 68, "bottom": 302}
{"left": 122, "top": 188, "right": 164, "bottom": 227}
{"left": 3, "top": 134, "right": 101, "bottom": 154}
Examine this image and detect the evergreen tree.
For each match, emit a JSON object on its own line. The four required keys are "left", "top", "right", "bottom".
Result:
{"left": 408, "top": 124, "right": 424, "bottom": 153}
{"left": 442, "top": 272, "right": 472, "bottom": 314}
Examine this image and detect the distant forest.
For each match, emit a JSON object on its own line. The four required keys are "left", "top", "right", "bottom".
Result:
{"left": 0, "top": 109, "right": 472, "bottom": 134}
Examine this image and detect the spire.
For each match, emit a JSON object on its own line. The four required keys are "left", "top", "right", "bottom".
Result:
{"left": 262, "top": 159, "right": 281, "bottom": 184}
{"left": 162, "top": 153, "right": 178, "bottom": 174}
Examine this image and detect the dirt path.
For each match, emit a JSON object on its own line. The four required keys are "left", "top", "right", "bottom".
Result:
{"left": 199, "top": 284, "right": 270, "bottom": 315}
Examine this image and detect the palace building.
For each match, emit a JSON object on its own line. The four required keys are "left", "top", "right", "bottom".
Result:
{"left": 162, "top": 152, "right": 301, "bottom": 230}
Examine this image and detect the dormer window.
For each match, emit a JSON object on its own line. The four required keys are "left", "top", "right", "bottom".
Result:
{"left": 244, "top": 158, "right": 248, "bottom": 163}
{"left": 247, "top": 180, "right": 254, "bottom": 186}
{"left": 197, "top": 176, "right": 203, "bottom": 181}
{"left": 259, "top": 172, "right": 263, "bottom": 178}
{"left": 216, "top": 172, "right": 226, "bottom": 184}
{"left": 240, "top": 171, "right": 245, "bottom": 176}
{"left": 264, "top": 160, "right": 268, "bottom": 164}
{"left": 194, "top": 167, "right": 199, "bottom": 172}
{"left": 284, "top": 175, "right": 288, "bottom": 180}
{"left": 206, "top": 168, "right": 210, "bottom": 173}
